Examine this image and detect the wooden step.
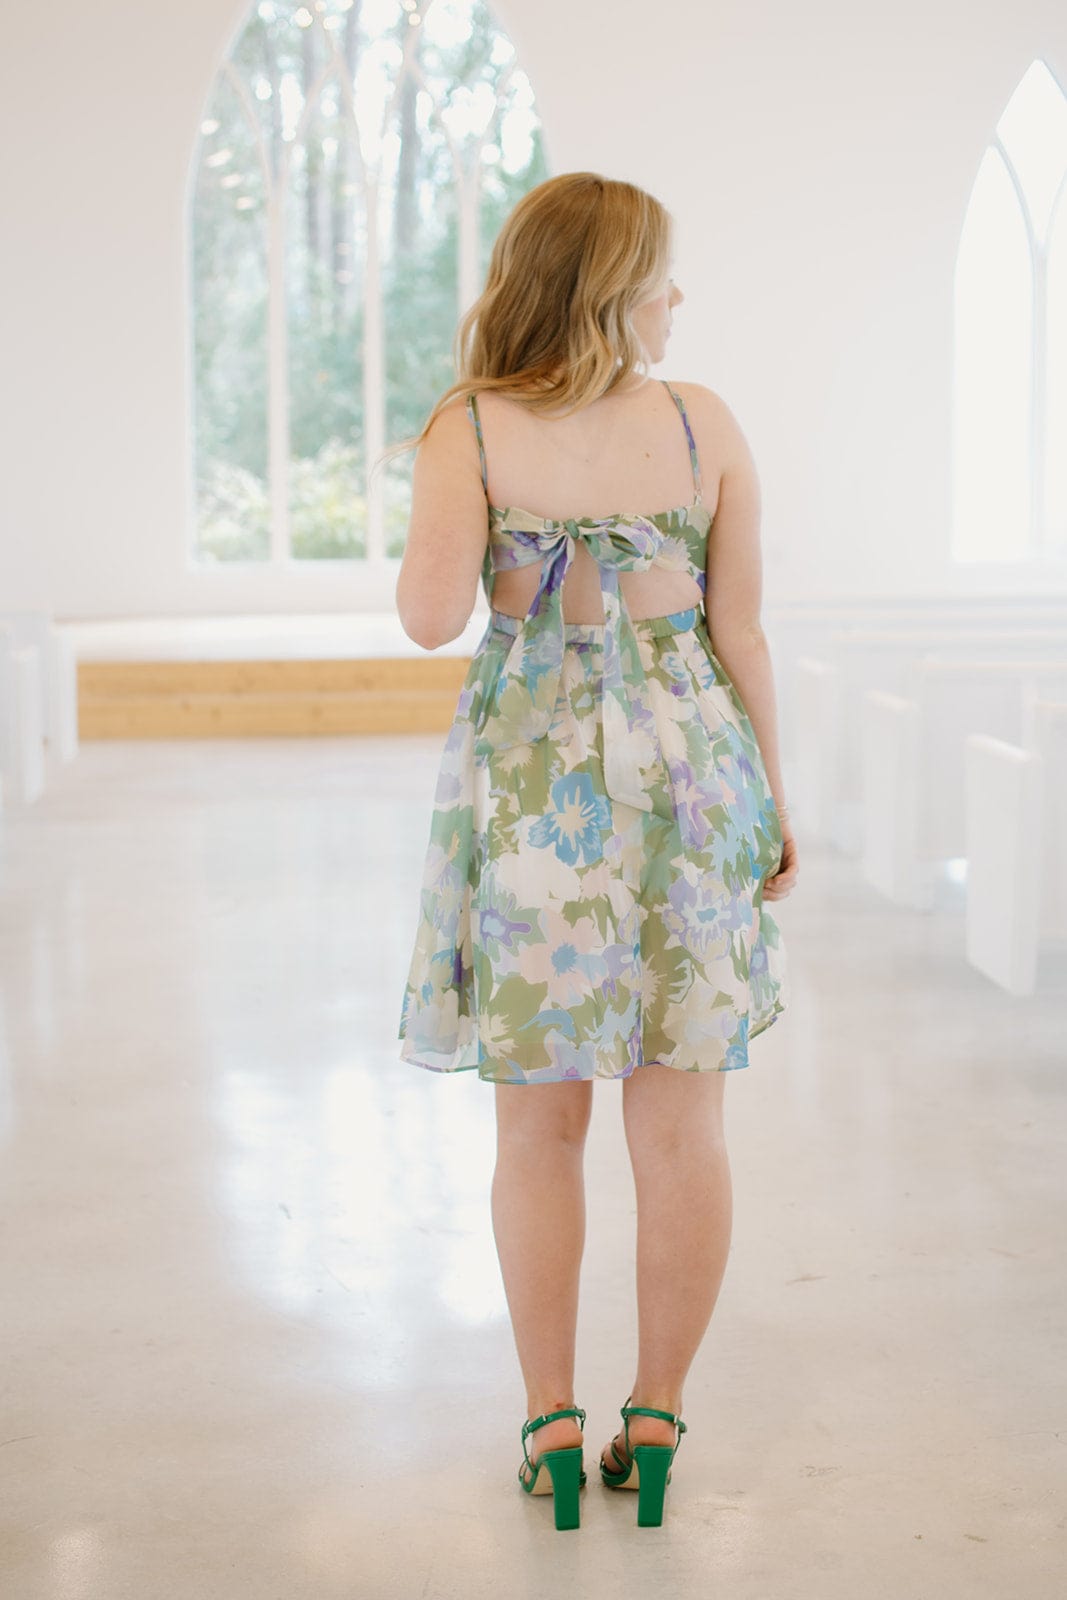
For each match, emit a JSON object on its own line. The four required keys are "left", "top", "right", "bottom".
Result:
{"left": 77, "top": 656, "right": 472, "bottom": 738}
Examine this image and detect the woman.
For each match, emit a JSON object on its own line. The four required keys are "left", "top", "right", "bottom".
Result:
{"left": 395, "top": 172, "right": 799, "bottom": 1530}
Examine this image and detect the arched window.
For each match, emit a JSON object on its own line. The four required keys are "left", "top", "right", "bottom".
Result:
{"left": 953, "top": 58, "right": 1067, "bottom": 564}
{"left": 189, "top": 0, "right": 546, "bottom": 567}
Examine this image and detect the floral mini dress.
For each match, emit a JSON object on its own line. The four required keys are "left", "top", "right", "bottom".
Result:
{"left": 398, "top": 382, "right": 787, "bottom": 1083}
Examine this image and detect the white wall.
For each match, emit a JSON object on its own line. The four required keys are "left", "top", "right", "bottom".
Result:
{"left": 2, "top": 0, "right": 1066, "bottom": 621}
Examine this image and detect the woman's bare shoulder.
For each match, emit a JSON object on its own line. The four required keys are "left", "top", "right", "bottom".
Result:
{"left": 415, "top": 391, "right": 484, "bottom": 478}
{"left": 664, "top": 378, "right": 728, "bottom": 422}
{"left": 422, "top": 389, "right": 474, "bottom": 441}
{"left": 666, "top": 380, "right": 751, "bottom": 466}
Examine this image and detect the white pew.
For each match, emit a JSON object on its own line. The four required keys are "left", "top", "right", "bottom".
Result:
{"left": 792, "top": 657, "right": 841, "bottom": 842}
{"left": 861, "top": 691, "right": 922, "bottom": 906}
{"left": 0, "top": 612, "right": 79, "bottom": 765}
{"left": 1030, "top": 699, "right": 1067, "bottom": 954}
{"left": 0, "top": 637, "right": 46, "bottom": 806}
{"left": 965, "top": 702, "right": 1067, "bottom": 994}
{"left": 794, "top": 627, "right": 1067, "bottom": 849}
{"left": 860, "top": 658, "right": 1067, "bottom": 909}
{"left": 908, "top": 658, "right": 1067, "bottom": 862}
{"left": 770, "top": 601, "right": 1067, "bottom": 777}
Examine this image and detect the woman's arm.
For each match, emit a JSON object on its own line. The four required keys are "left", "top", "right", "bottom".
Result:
{"left": 395, "top": 397, "right": 490, "bottom": 650}
{"left": 713, "top": 633, "right": 787, "bottom": 810}
{"left": 693, "top": 389, "right": 788, "bottom": 809}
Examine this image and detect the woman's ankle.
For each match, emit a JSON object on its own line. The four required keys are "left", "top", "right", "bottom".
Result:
{"left": 629, "top": 1386, "right": 683, "bottom": 1417}
{"left": 526, "top": 1394, "right": 578, "bottom": 1419}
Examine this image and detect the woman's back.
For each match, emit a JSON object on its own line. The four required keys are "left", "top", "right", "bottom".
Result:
{"left": 472, "top": 378, "right": 723, "bottom": 623}
{"left": 398, "top": 164, "right": 793, "bottom": 1090}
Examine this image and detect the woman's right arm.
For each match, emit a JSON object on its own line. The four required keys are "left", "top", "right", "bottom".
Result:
{"left": 395, "top": 398, "right": 490, "bottom": 650}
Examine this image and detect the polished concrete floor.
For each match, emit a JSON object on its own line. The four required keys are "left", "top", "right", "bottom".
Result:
{"left": 1, "top": 736, "right": 1064, "bottom": 1599}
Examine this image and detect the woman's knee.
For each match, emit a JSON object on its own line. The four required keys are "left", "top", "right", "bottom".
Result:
{"left": 622, "top": 1063, "right": 726, "bottom": 1156}
{"left": 494, "top": 1079, "right": 593, "bottom": 1150}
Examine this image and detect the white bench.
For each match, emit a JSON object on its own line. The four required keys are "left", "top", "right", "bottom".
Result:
{"left": 769, "top": 599, "right": 1067, "bottom": 780}
{"left": 58, "top": 609, "right": 489, "bottom": 664}
{"left": 965, "top": 702, "right": 1067, "bottom": 994}
{"left": 790, "top": 626, "right": 1067, "bottom": 850}
{"left": 0, "top": 633, "right": 45, "bottom": 806}
{"left": 860, "top": 657, "right": 1067, "bottom": 909}
{"left": 792, "top": 656, "right": 841, "bottom": 843}
{"left": 0, "top": 610, "right": 79, "bottom": 767}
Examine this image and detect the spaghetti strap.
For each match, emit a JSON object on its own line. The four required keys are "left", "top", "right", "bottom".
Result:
{"left": 466, "top": 393, "right": 489, "bottom": 494}
{"left": 661, "top": 381, "right": 703, "bottom": 501}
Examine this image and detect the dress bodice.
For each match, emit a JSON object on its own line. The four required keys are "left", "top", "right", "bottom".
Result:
{"left": 466, "top": 385, "right": 713, "bottom": 815}
{"left": 481, "top": 499, "right": 712, "bottom": 607}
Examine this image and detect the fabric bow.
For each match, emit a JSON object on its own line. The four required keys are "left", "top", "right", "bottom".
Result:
{"left": 475, "top": 511, "right": 670, "bottom": 815}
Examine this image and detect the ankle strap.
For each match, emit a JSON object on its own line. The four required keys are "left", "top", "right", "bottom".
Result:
{"left": 622, "top": 1402, "right": 687, "bottom": 1433}
{"left": 522, "top": 1405, "right": 587, "bottom": 1439}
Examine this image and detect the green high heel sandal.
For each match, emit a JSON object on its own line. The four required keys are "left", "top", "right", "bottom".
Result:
{"left": 518, "top": 1406, "right": 588, "bottom": 1531}
{"left": 599, "top": 1396, "right": 688, "bottom": 1526}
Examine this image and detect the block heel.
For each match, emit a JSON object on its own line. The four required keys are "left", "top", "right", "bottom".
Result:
{"left": 518, "top": 1406, "right": 587, "bottom": 1531}
{"left": 632, "top": 1444, "right": 674, "bottom": 1526}
{"left": 599, "top": 1396, "right": 688, "bottom": 1527}
{"left": 538, "top": 1446, "right": 585, "bottom": 1530}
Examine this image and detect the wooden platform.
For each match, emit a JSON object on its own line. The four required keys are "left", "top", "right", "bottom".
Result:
{"left": 77, "top": 656, "right": 472, "bottom": 737}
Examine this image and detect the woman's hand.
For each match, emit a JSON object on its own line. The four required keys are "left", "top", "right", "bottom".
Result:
{"left": 762, "top": 823, "right": 799, "bottom": 901}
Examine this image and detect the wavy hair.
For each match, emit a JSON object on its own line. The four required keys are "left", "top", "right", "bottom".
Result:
{"left": 394, "top": 172, "right": 673, "bottom": 455}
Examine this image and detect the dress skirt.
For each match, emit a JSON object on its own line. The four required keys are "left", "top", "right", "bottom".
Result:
{"left": 398, "top": 605, "right": 787, "bottom": 1083}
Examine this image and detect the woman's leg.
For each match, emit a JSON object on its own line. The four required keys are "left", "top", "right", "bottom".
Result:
{"left": 490, "top": 1078, "right": 594, "bottom": 1466}
{"left": 604, "top": 1063, "right": 731, "bottom": 1463}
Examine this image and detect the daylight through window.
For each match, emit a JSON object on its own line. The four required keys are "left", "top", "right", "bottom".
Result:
{"left": 953, "top": 58, "right": 1067, "bottom": 563}
{"left": 190, "top": 0, "right": 547, "bottom": 565}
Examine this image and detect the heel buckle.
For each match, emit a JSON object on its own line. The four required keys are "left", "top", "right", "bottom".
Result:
{"left": 522, "top": 1405, "right": 587, "bottom": 1440}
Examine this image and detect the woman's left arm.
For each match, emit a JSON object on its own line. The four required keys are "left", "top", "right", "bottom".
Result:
{"left": 395, "top": 396, "right": 490, "bottom": 650}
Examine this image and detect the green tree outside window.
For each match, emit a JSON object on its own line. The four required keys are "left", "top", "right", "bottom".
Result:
{"left": 191, "top": 0, "right": 547, "bottom": 564}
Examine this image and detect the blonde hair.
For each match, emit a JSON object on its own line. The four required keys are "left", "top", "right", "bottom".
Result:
{"left": 401, "top": 172, "right": 673, "bottom": 453}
